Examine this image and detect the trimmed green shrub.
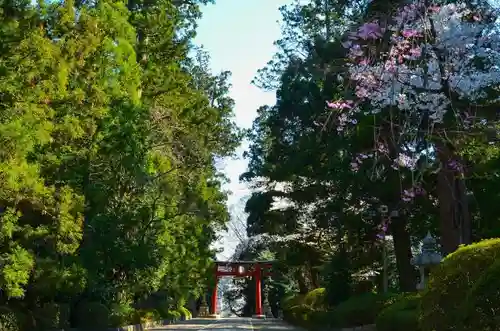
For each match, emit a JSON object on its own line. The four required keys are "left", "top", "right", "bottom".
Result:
{"left": 461, "top": 259, "right": 500, "bottom": 330}
{"left": 178, "top": 307, "right": 192, "bottom": 320}
{"left": 282, "top": 294, "right": 305, "bottom": 310}
{"left": 283, "top": 291, "right": 331, "bottom": 329}
{"left": 286, "top": 304, "right": 313, "bottom": 327}
{"left": 419, "top": 238, "right": 500, "bottom": 331}
{"left": 303, "top": 288, "right": 326, "bottom": 309}
{"left": 74, "top": 301, "right": 110, "bottom": 329}
{"left": 376, "top": 293, "right": 421, "bottom": 331}
{"left": 331, "top": 292, "right": 397, "bottom": 328}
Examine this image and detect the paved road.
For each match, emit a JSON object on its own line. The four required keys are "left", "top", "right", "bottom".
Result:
{"left": 148, "top": 318, "right": 298, "bottom": 331}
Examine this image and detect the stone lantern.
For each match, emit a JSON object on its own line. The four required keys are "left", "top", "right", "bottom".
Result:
{"left": 199, "top": 295, "right": 210, "bottom": 317}
{"left": 411, "top": 232, "right": 443, "bottom": 290}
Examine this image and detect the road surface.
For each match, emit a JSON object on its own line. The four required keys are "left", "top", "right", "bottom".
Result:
{"left": 148, "top": 318, "right": 299, "bottom": 331}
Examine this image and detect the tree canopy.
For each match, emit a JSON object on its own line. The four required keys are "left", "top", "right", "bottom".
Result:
{"left": 0, "top": 0, "right": 240, "bottom": 329}
{"left": 240, "top": 0, "right": 500, "bottom": 314}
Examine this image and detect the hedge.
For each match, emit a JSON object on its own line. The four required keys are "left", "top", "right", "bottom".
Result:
{"left": 462, "top": 259, "right": 500, "bottom": 330}
{"left": 285, "top": 304, "right": 315, "bottom": 328}
{"left": 419, "top": 238, "right": 500, "bottom": 331}
{"left": 303, "top": 288, "right": 326, "bottom": 309}
{"left": 376, "top": 293, "right": 421, "bottom": 331}
{"left": 283, "top": 290, "right": 399, "bottom": 330}
{"left": 282, "top": 294, "right": 306, "bottom": 310}
{"left": 331, "top": 292, "right": 397, "bottom": 328}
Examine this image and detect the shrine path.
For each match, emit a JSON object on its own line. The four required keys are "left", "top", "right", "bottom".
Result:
{"left": 148, "top": 318, "right": 299, "bottom": 331}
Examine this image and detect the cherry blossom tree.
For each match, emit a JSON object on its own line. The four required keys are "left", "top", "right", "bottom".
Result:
{"left": 328, "top": 0, "right": 500, "bottom": 252}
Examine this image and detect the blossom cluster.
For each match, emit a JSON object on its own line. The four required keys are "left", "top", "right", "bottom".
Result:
{"left": 334, "top": 1, "right": 500, "bottom": 128}
{"left": 327, "top": 0, "right": 500, "bottom": 202}
{"left": 402, "top": 186, "right": 426, "bottom": 202}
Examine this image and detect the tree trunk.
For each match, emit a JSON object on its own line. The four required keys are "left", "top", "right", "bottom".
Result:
{"left": 309, "top": 264, "right": 320, "bottom": 289}
{"left": 295, "top": 269, "right": 309, "bottom": 294}
{"left": 436, "top": 141, "right": 472, "bottom": 255}
{"left": 390, "top": 217, "right": 416, "bottom": 292}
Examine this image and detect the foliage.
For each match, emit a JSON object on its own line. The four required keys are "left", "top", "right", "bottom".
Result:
{"left": 0, "top": 0, "right": 240, "bottom": 329}
{"left": 241, "top": 0, "right": 500, "bottom": 329}
{"left": 136, "top": 309, "right": 162, "bottom": 324}
{"left": 165, "top": 310, "right": 181, "bottom": 321}
{"left": 322, "top": 247, "right": 352, "bottom": 306}
{"left": 282, "top": 291, "right": 399, "bottom": 330}
{"left": 0, "top": 306, "right": 24, "bottom": 331}
{"left": 284, "top": 304, "right": 314, "bottom": 328}
{"left": 74, "top": 302, "right": 110, "bottom": 329}
{"left": 282, "top": 294, "right": 306, "bottom": 311}
{"left": 108, "top": 302, "right": 136, "bottom": 327}
{"left": 420, "top": 238, "right": 500, "bottom": 331}
{"left": 462, "top": 259, "right": 500, "bottom": 330}
{"left": 331, "top": 292, "right": 397, "bottom": 328}
{"left": 178, "top": 307, "right": 192, "bottom": 320}
{"left": 303, "top": 288, "right": 326, "bottom": 309}
{"left": 376, "top": 293, "right": 421, "bottom": 331}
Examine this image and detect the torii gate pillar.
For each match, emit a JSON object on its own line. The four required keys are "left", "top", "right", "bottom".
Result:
{"left": 254, "top": 263, "right": 263, "bottom": 318}
{"left": 209, "top": 277, "right": 219, "bottom": 318}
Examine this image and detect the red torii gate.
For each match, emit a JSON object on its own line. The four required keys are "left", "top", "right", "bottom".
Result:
{"left": 211, "top": 260, "right": 273, "bottom": 317}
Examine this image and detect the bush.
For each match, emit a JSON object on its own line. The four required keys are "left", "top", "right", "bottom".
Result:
{"left": 74, "top": 301, "right": 110, "bottom": 329}
{"left": 308, "top": 310, "right": 332, "bottom": 329}
{"left": 376, "top": 293, "right": 421, "bottom": 331}
{"left": 135, "top": 309, "right": 161, "bottom": 324}
{"left": 323, "top": 249, "right": 352, "bottom": 306}
{"left": 461, "top": 259, "right": 500, "bottom": 330}
{"left": 303, "top": 288, "right": 326, "bottom": 309}
{"left": 0, "top": 306, "right": 25, "bottom": 331}
{"left": 285, "top": 304, "right": 313, "bottom": 327}
{"left": 108, "top": 302, "right": 136, "bottom": 326}
{"left": 331, "top": 292, "right": 397, "bottom": 328}
{"left": 283, "top": 291, "right": 331, "bottom": 329}
{"left": 166, "top": 310, "right": 181, "bottom": 321}
{"left": 178, "top": 307, "right": 192, "bottom": 320}
{"left": 282, "top": 294, "right": 305, "bottom": 310}
{"left": 352, "top": 280, "right": 375, "bottom": 295}
{"left": 419, "top": 238, "right": 500, "bottom": 331}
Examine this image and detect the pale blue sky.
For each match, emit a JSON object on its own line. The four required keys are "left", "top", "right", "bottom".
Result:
{"left": 193, "top": 0, "right": 291, "bottom": 259}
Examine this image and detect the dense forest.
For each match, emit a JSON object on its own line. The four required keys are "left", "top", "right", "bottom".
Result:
{"left": 0, "top": 0, "right": 241, "bottom": 329}
{"left": 3, "top": 0, "right": 500, "bottom": 329}
{"left": 227, "top": 0, "right": 500, "bottom": 330}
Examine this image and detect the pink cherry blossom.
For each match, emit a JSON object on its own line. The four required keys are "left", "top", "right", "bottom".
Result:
{"left": 401, "top": 29, "right": 421, "bottom": 38}
{"left": 357, "top": 22, "right": 383, "bottom": 40}
{"left": 327, "top": 0, "right": 500, "bottom": 202}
